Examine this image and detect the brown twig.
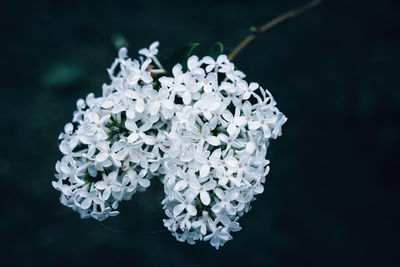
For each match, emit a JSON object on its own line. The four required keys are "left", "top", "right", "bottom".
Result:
{"left": 228, "top": 0, "right": 323, "bottom": 61}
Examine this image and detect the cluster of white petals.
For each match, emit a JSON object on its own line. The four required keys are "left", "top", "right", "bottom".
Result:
{"left": 53, "top": 41, "right": 286, "bottom": 249}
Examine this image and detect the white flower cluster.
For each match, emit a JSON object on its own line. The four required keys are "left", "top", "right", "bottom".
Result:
{"left": 53, "top": 41, "right": 287, "bottom": 249}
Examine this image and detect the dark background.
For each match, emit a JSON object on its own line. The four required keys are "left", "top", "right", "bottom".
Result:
{"left": 1, "top": 0, "right": 399, "bottom": 266}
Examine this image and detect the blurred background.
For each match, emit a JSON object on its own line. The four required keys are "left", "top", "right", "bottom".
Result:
{"left": 1, "top": 0, "right": 399, "bottom": 266}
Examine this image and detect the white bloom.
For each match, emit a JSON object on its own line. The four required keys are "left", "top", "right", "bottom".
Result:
{"left": 145, "top": 87, "right": 174, "bottom": 115}
{"left": 195, "top": 123, "right": 220, "bottom": 147}
{"left": 94, "top": 141, "right": 126, "bottom": 167}
{"left": 77, "top": 189, "right": 104, "bottom": 210}
{"left": 187, "top": 55, "right": 205, "bottom": 77}
{"left": 122, "top": 169, "right": 150, "bottom": 192}
{"left": 127, "top": 58, "right": 153, "bottom": 85}
{"left": 95, "top": 171, "right": 120, "bottom": 200}
{"left": 204, "top": 226, "right": 232, "bottom": 250}
{"left": 223, "top": 107, "right": 246, "bottom": 136}
{"left": 139, "top": 41, "right": 159, "bottom": 58}
{"left": 125, "top": 120, "right": 152, "bottom": 143}
{"left": 202, "top": 54, "right": 229, "bottom": 72}
{"left": 192, "top": 211, "right": 209, "bottom": 235}
{"left": 172, "top": 192, "right": 197, "bottom": 217}
{"left": 188, "top": 179, "right": 216, "bottom": 205}
{"left": 53, "top": 42, "right": 287, "bottom": 249}
{"left": 173, "top": 169, "right": 196, "bottom": 192}
{"left": 211, "top": 188, "right": 239, "bottom": 215}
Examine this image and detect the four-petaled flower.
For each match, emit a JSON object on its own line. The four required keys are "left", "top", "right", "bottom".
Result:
{"left": 95, "top": 171, "right": 121, "bottom": 200}
{"left": 172, "top": 192, "right": 197, "bottom": 217}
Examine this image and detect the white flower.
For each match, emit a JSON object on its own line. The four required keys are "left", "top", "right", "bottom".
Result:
{"left": 175, "top": 106, "right": 196, "bottom": 128}
{"left": 127, "top": 58, "right": 153, "bottom": 85}
{"left": 219, "top": 61, "right": 245, "bottom": 81}
{"left": 139, "top": 41, "right": 159, "bottom": 58}
{"left": 145, "top": 87, "right": 174, "bottom": 115}
{"left": 56, "top": 157, "right": 85, "bottom": 183}
{"left": 94, "top": 141, "right": 126, "bottom": 167}
{"left": 223, "top": 107, "right": 246, "bottom": 136}
{"left": 122, "top": 169, "right": 150, "bottom": 192}
{"left": 173, "top": 169, "right": 196, "bottom": 192}
{"left": 237, "top": 80, "right": 259, "bottom": 100}
{"left": 188, "top": 179, "right": 216, "bottom": 205}
{"left": 125, "top": 120, "right": 153, "bottom": 143}
{"left": 175, "top": 78, "right": 200, "bottom": 105}
{"left": 192, "top": 211, "right": 209, "bottom": 235}
{"left": 52, "top": 179, "right": 73, "bottom": 196}
{"left": 204, "top": 226, "right": 232, "bottom": 250}
{"left": 253, "top": 109, "right": 278, "bottom": 138}
{"left": 211, "top": 188, "right": 239, "bottom": 215}
{"left": 159, "top": 64, "right": 186, "bottom": 93}
{"left": 199, "top": 72, "right": 217, "bottom": 94}
{"left": 172, "top": 192, "right": 197, "bottom": 217}
{"left": 187, "top": 55, "right": 205, "bottom": 77}
{"left": 95, "top": 171, "right": 120, "bottom": 200}
{"left": 125, "top": 85, "right": 147, "bottom": 113}
{"left": 77, "top": 189, "right": 104, "bottom": 210}
{"left": 217, "top": 169, "right": 241, "bottom": 187}
{"left": 217, "top": 130, "right": 240, "bottom": 155}
{"left": 53, "top": 42, "right": 286, "bottom": 249}
{"left": 195, "top": 123, "right": 220, "bottom": 147}
{"left": 202, "top": 54, "right": 229, "bottom": 72}
{"left": 193, "top": 92, "right": 221, "bottom": 121}
{"left": 144, "top": 131, "right": 166, "bottom": 156}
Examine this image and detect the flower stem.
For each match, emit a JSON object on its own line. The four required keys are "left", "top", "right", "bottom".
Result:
{"left": 228, "top": 0, "right": 324, "bottom": 61}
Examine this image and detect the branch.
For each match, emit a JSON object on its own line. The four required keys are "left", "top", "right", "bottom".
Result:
{"left": 228, "top": 0, "right": 323, "bottom": 61}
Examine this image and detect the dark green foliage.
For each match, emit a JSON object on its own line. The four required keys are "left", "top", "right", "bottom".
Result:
{"left": 210, "top": 42, "right": 224, "bottom": 59}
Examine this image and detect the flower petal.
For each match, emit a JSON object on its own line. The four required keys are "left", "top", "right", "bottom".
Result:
{"left": 248, "top": 121, "right": 261, "bottom": 130}
{"left": 206, "top": 136, "right": 220, "bottom": 146}
{"left": 186, "top": 204, "right": 197, "bottom": 216}
{"left": 135, "top": 98, "right": 145, "bottom": 113}
{"left": 95, "top": 152, "right": 108, "bottom": 162}
{"left": 227, "top": 123, "right": 237, "bottom": 136}
{"left": 173, "top": 203, "right": 185, "bottom": 217}
{"left": 200, "top": 191, "right": 211, "bottom": 205}
{"left": 102, "top": 188, "right": 111, "bottom": 200}
{"left": 127, "top": 132, "right": 139, "bottom": 143}
{"left": 138, "top": 178, "right": 150, "bottom": 188}
{"left": 81, "top": 198, "right": 92, "bottom": 210}
{"left": 162, "top": 99, "right": 174, "bottom": 110}
{"left": 233, "top": 116, "right": 246, "bottom": 126}
{"left": 200, "top": 164, "right": 210, "bottom": 177}
{"left": 174, "top": 180, "right": 188, "bottom": 191}
{"left": 246, "top": 141, "right": 256, "bottom": 154}
{"left": 182, "top": 92, "right": 191, "bottom": 105}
